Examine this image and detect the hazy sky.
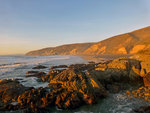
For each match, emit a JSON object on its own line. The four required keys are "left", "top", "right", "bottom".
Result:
{"left": 0, "top": 0, "right": 150, "bottom": 55}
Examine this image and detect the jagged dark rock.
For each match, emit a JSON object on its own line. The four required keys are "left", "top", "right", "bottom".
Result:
{"left": 0, "top": 79, "right": 29, "bottom": 104}
{"left": 133, "top": 106, "right": 150, "bottom": 113}
{"left": 48, "top": 68, "right": 108, "bottom": 109}
{"left": 26, "top": 71, "right": 46, "bottom": 78}
{"left": 26, "top": 71, "right": 40, "bottom": 75}
{"left": 50, "top": 65, "right": 68, "bottom": 70}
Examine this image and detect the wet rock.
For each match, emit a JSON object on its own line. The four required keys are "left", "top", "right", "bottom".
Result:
{"left": 0, "top": 104, "right": 19, "bottom": 111}
{"left": 50, "top": 65, "right": 68, "bottom": 69}
{"left": 26, "top": 71, "right": 39, "bottom": 75}
{"left": 38, "top": 70, "right": 62, "bottom": 82}
{"left": 32, "top": 65, "right": 47, "bottom": 69}
{"left": 26, "top": 71, "right": 46, "bottom": 78}
{"left": 126, "top": 86, "right": 150, "bottom": 102}
{"left": 134, "top": 106, "right": 150, "bottom": 113}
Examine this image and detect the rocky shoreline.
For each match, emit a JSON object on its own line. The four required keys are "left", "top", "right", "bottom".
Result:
{"left": 0, "top": 57, "right": 150, "bottom": 113}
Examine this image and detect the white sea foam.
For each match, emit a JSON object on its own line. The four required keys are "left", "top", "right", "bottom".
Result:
{"left": 0, "top": 55, "right": 71, "bottom": 75}
{"left": 18, "top": 77, "right": 49, "bottom": 88}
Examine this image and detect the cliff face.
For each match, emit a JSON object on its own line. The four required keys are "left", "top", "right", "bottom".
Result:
{"left": 26, "top": 26, "right": 150, "bottom": 55}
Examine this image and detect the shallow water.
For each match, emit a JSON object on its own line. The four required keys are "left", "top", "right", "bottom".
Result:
{"left": 0, "top": 55, "right": 149, "bottom": 113}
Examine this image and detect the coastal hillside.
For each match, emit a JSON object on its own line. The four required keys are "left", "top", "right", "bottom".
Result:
{"left": 26, "top": 26, "right": 150, "bottom": 55}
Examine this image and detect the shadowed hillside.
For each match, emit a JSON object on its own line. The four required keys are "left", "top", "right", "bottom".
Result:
{"left": 26, "top": 26, "right": 150, "bottom": 55}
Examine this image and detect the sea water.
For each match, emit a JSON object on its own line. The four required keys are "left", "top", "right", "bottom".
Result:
{"left": 0, "top": 55, "right": 88, "bottom": 88}
{"left": 0, "top": 55, "right": 149, "bottom": 113}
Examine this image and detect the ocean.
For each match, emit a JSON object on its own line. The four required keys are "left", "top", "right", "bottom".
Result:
{"left": 0, "top": 55, "right": 88, "bottom": 88}
{"left": 0, "top": 55, "right": 149, "bottom": 113}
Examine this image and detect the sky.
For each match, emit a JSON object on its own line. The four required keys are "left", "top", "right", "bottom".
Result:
{"left": 0, "top": 0, "right": 150, "bottom": 55}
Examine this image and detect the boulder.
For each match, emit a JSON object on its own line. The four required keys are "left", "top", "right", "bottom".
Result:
{"left": 0, "top": 79, "right": 28, "bottom": 104}
{"left": 94, "top": 58, "right": 142, "bottom": 84}
{"left": 17, "top": 87, "right": 48, "bottom": 111}
{"left": 49, "top": 68, "right": 108, "bottom": 109}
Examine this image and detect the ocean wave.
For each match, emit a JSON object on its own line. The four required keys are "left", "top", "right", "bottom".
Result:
{"left": 0, "top": 55, "right": 70, "bottom": 75}
{"left": 0, "top": 63, "right": 22, "bottom": 67}
{"left": 0, "top": 55, "right": 87, "bottom": 89}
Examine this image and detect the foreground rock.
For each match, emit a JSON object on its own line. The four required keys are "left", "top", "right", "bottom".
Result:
{"left": 0, "top": 79, "right": 29, "bottom": 104}
{"left": 0, "top": 79, "right": 49, "bottom": 112}
{"left": 49, "top": 68, "right": 108, "bottom": 109}
{"left": 17, "top": 87, "right": 48, "bottom": 112}
{"left": 0, "top": 79, "right": 32, "bottom": 111}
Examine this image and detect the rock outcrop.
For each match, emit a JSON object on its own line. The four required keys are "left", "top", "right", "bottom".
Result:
{"left": 0, "top": 79, "right": 29, "bottom": 104}
{"left": 49, "top": 68, "right": 108, "bottom": 109}
{"left": 93, "top": 58, "right": 142, "bottom": 84}
{"left": 133, "top": 54, "right": 150, "bottom": 87}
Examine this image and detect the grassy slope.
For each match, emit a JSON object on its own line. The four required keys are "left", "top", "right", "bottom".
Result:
{"left": 26, "top": 26, "right": 150, "bottom": 56}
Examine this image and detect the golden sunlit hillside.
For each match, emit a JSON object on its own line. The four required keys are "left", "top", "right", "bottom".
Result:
{"left": 27, "top": 26, "right": 150, "bottom": 56}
